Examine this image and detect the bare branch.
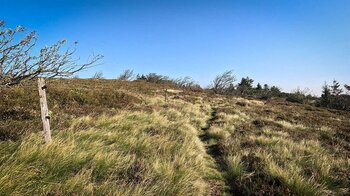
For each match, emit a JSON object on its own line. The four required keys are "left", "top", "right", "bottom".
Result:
{"left": 0, "top": 20, "right": 103, "bottom": 86}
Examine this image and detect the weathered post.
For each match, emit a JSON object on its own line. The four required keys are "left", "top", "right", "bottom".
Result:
{"left": 164, "top": 88, "right": 168, "bottom": 104}
{"left": 37, "top": 78, "right": 52, "bottom": 143}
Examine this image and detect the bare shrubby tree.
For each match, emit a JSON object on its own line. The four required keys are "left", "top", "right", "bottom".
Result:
{"left": 117, "top": 69, "right": 134, "bottom": 80}
{"left": 0, "top": 20, "right": 103, "bottom": 86}
{"left": 92, "top": 71, "right": 104, "bottom": 79}
{"left": 144, "top": 73, "right": 170, "bottom": 83}
{"left": 173, "top": 76, "right": 200, "bottom": 89}
{"left": 292, "top": 87, "right": 311, "bottom": 96}
{"left": 211, "top": 70, "right": 236, "bottom": 94}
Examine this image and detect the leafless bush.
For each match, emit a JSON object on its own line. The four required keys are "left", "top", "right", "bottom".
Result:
{"left": 211, "top": 70, "right": 236, "bottom": 94}
{"left": 117, "top": 69, "right": 134, "bottom": 81}
{"left": 144, "top": 73, "right": 170, "bottom": 83}
{"left": 173, "top": 76, "right": 200, "bottom": 89}
{"left": 92, "top": 71, "right": 104, "bottom": 79}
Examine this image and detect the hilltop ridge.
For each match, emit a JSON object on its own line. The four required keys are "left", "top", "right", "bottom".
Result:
{"left": 0, "top": 79, "right": 349, "bottom": 195}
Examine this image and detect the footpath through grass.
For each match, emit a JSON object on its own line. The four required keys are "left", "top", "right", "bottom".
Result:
{"left": 0, "top": 93, "right": 223, "bottom": 195}
{"left": 1, "top": 79, "right": 350, "bottom": 195}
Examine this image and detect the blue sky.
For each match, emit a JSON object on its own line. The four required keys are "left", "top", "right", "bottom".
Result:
{"left": 1, "top": 0, "right": 350, "bottom": 94}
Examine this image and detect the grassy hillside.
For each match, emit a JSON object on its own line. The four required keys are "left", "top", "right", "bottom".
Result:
{"left": 0, "top": 79, "right": 349, "bottom": 195}
{"left": 206, "top": 97, "right": 350, "bottom": 195}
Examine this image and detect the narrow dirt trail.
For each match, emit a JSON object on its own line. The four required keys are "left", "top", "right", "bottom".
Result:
{"left": 200, "top": 106, "right": 233, "bottom": 195}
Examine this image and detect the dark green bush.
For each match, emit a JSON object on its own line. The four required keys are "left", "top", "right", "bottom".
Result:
{"left": 286, "top": 93, "right": 305, "bottom": 104}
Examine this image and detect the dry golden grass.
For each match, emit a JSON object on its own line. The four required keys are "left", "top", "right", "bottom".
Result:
{"left": 209, "top": 97, "right": 350, "bottom": 195}
{"left": 0, "top": 92, "right": 221, "bottom": 195}
{"left": 1, "top": 79, "right": 349, "bottom": 195}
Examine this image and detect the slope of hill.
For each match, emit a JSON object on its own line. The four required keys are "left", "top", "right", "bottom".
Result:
{"left": 0, "top": 79, "right": 349, "bottom": 195}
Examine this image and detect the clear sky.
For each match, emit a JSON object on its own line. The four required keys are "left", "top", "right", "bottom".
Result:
{"left": 1, "top": 0, "right": 349, "bottom": 94}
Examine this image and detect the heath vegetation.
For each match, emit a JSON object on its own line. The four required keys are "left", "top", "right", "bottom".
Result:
{"left": 1, "top": 20, "right": 349, "bottom": 195}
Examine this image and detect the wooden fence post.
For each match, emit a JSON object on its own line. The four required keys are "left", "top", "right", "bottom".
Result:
{"left": 37, "top": 78, "right": 52, "bottom": 143}
{"left": 164, "top": 88, "right": 168, "bottom": 104}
